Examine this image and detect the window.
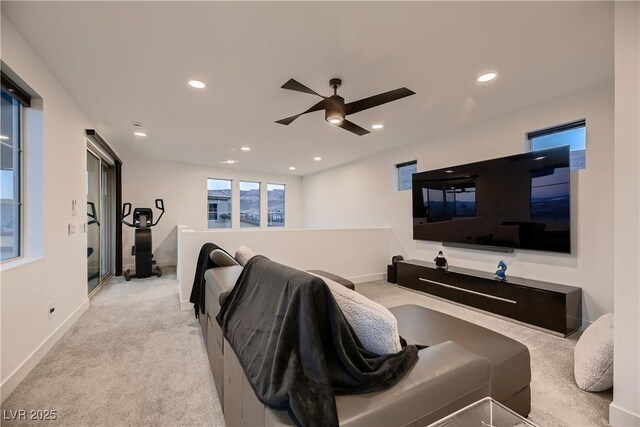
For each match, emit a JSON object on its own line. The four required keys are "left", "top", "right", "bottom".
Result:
{"left": 396, "top": 160, "right": 417, "bottom": 191}
{"left": 239, "top": 181, "right": 260, "bottom": 228}
{"left": 528, "top": 120, "right": 586, "bottom": 169}
{"left": 267, "top": 184, "right": 285, "bottom": 227}
{"left": 207, "top": 178, "right": 232, "bottom": 229}
{"left": 1, "top": 89, "right": 22, "bottom": 261}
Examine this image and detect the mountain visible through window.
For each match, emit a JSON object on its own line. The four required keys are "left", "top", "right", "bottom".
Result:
{"left": 240, "top": 181, "right": 260, "bottom": 228}
{"left": 267, "top": 184, "right": 285, "bottom": 227}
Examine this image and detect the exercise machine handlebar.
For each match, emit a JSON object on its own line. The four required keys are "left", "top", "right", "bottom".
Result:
{"left": 87, "top": 201, "right": 100, "bottom": 226}
{"left": 121, "top": 199, "right": 165, "bottom": 228}
{"left": 121, "top": 202, "right": 134, "bottom": 227}
{"left": 151, "top": 199, "right": 165, "bottom": 227}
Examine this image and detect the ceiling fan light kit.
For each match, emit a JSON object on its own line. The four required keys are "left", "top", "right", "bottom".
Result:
{"left": 276, "top": 77, "right": 415, "bottom": 136}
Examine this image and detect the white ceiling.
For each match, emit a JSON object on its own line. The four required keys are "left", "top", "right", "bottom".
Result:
{"left": 2, "top": 1, "right": 613, "bottom": 176}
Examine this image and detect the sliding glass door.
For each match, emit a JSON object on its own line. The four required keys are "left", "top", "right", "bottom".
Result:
{"left": 87, "top": 151, "right": 101, "bottom": 294}
{"left": 87, "top": 149, "right": 114, "bottom": 297}
{"left": 100, "top": 163, "right": 113, "bottom": 279}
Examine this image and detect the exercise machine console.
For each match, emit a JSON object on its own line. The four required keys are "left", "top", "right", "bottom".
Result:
{"left": 121, "top": 199, "right": 165, "bottom": 281}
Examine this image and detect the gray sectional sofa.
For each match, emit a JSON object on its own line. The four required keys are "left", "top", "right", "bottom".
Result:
{"left": 198, "top": 262, "right": 531, "bottom": 426}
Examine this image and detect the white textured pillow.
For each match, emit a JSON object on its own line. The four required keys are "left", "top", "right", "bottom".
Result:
{"left": 235, "top": 245, "right": 257, "bottom": 266}
{"left": 574, "top": 313, "right": 614, "bottom": 392}
{"left": 309, "top": 273, "right": 402, "bottom": 355}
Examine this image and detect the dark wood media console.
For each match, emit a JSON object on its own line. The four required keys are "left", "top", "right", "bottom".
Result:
{"left": 397, "top": 259, "right": 582, "bottom": 336}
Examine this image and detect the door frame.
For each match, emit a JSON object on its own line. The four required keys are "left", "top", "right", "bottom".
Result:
{"left": 86, "top": 130, "right": 123, "bottom": 276}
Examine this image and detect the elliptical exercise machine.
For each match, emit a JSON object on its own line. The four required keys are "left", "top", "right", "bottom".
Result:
{"left": 121, "top": 199, "right": 165, "bottom": 281}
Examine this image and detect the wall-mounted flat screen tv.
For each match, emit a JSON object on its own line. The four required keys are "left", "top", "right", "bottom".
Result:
{"left": 412, "top": 146, "right": 571, "bottom": 253}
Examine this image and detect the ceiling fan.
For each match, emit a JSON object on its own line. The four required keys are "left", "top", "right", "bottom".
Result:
{"left": 275, "top": 78, "right": 415, "bottom": 136}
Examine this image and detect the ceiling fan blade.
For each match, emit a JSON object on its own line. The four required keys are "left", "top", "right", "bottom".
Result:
{"left": 275, "top": 99, "right": 328, "bottom": 125}
{"left": 281, "top": 78, "right": 326, "bottom": 98}
{"left": 337, "top": 119, "right": 370, "bottom": 136}
{"left": 345, "top": 87, "right": 415, "bottom": 115}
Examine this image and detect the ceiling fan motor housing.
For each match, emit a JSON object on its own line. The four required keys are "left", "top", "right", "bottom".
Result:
{"left": 325, "top": 95, "right": 345, "bottom": 123}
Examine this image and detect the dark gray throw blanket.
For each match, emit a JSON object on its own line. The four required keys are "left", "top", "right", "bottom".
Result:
{"left": 217, "top": 256, "right": 420, "bottom": 427}
{"left": 189, "top": 243, "right": 233, "bottom": 317}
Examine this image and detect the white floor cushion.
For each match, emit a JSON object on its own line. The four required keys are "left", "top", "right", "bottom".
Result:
{"left": 309, "top": 273, "right": 402, "bottom": 355}
{"left": 574, "top": 313, "right": 614, "bottom": 392}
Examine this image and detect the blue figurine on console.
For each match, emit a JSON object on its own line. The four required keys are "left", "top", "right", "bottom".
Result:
{"left": 495, "top": 260, "right": 508, "bottom": 282}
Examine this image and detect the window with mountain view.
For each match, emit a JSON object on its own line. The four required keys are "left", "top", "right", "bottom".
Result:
{"left": 207, "top": 178, "right": 232, "bottom": 229}
{"left": 240, "top": 181, "right": 260, "bottom": 228}
{"left": 267, "top": 184, "right": 285, "bottom": 227}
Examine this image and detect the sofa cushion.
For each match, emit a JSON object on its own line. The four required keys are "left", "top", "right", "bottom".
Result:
{"left": 574, "top": 313, "right": 613, "bottom": 392}
{"left": 307, "top": 270, "right": 355, "bottom": 290}
{"left": 235, "top": 245, "right": 257, "bottom": 266}
{"left": 210, "top": 248, "right": 240, "bottom": 267}
{"left": 204, "top": 266, "right": 244, "bottom": 311}
{"left": 390, "top": 304, "right": 530, "bottom": 416}
{"left": 309, "top": 273, "right": 402, "bottom": 355}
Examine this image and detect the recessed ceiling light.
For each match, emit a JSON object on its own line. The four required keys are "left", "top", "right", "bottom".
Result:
{"left": 535, "top": 156, "right": 546, "bottom": 161}
{"left": 133, "top": 131, "right": 147, "bottom": 137}
{"left": 188, "top": 80, "right": 206, "bottom": 89}
{"left": 445, "top": 170, "right": 454, "bottom": 173}
{"left": 477, "top": 72, "right": 497, "bottom": 83}
{"left": 221, "top": 160, "right": 237, "bottom": 164}
{"left": 289, "top": 166, "right": 296, "bottom": 171}
{"left": 313, "top": 156, "right": 322, "bottom": 161}
{"left": 372, "top": 124, "right": 384, "bottom": 130}
{"left": 0, "top": 135, "right": 8, "bottom": 140}
{"left": 240, "top": 146, "right": 251, "bottom": 151}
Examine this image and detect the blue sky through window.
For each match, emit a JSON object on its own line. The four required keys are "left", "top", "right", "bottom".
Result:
{"left": 530, "top": 124, "right": 585, "bottom": 169}
{"left": 531, "top": 127, "right": 585, "bottom": 151}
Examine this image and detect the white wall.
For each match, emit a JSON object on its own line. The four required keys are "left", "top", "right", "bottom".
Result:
{"left": 610, "top": 2, "right": 640, "bottom": 425}
{"left": 0, "top": 18, "right": 95, "bottom": 400}
{"left": 176, "top": 227, "right": 392, "bottom": 309}
{"left": 121, "top": 155, "right": 304, "bottom": 267}
{"left": 303, "top": 81, "right": 614, "bottom": 323}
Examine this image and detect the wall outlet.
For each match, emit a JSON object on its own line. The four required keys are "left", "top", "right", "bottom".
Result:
{"left": 68, "top": 223, "right": 76, "bottom": 235}
{"left": 71, "top": 199, "right": 77, "bottom": 216}
{"left": 48, "top": 301, "right": 55, "bottom": 319}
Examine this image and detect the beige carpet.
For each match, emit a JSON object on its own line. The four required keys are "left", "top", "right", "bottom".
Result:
{"left": 2, "top": 272, "right": 612, "bottom": 426}
{"left": 1, "top": 268, "right": 224, "bottom": 427}
{"left": 357, "top": 280, "right": 613, "bottom": 427}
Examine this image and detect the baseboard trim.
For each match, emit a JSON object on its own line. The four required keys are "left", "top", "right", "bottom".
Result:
{"left": 180, "top": 300, "right": 193, "bottom": 312}
{"left": 348, "top": 273, "right": 386, "bottom": 284}
{"left": 1, "top": 299, "right": 90, "bottom": 403}
{"left": 122, "top": 261, "right": 175, "bottom": 270}
{"left": 610, "top": 402, "right": 640, "bottom": 426}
